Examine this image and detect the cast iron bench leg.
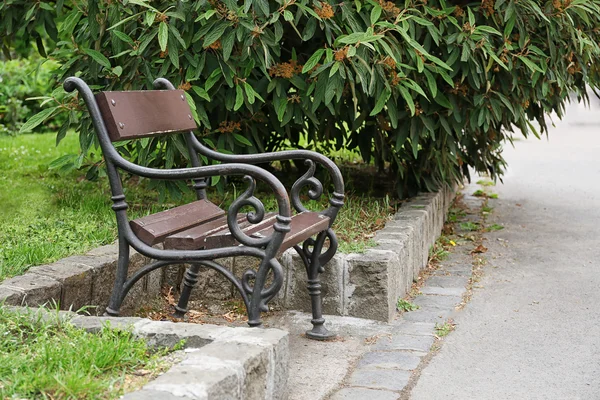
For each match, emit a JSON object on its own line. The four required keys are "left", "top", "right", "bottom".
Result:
{"left": 297, "top": 230, "right": 335, "bottom": 340}
{"left": 105, "top": 238, "right": 130, "bottom": 316}
{"left": 174, "top": 263, "right": 201, "bottom": 318}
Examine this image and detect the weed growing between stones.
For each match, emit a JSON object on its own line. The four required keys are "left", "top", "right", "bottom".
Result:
{"left": 397, "top": 299, "right": 420, "bottom": 313}
{"left": 434, "top": 320, "right": 457, "bottom": 338}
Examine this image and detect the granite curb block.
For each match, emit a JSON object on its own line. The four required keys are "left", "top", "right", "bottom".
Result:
{"left": 278, "top": 185, "right": 456, "bottom": 322}
{"left": 327, "top": 193, "right": 484, "bottom": 399}
{"left": 3, "top": 306, "right": 289, "bottom": 400}
{"left": 0, "top": 246, "right": 162, "bottom": 314}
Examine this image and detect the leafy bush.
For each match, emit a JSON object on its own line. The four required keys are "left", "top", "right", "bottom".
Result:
{"left": 1, "top": 0, "right": 599, "bottom": 196}
{"left": 0, "top": 55, "right": 60, "bottom": 134}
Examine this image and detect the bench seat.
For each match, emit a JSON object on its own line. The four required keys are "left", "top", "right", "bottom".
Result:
{"left": 164, "top": 211, "right": 330, "bottom": 254}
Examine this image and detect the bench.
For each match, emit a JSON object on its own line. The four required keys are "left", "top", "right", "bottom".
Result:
{"left": 63, "top": 77, "right": 344, "bottom": 340}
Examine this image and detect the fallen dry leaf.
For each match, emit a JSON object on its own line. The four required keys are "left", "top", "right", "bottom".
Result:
{"left": 470, "top": 244, "right": 488, "bottom": 254}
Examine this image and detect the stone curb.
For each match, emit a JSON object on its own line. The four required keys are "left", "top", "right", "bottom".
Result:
{"left": 278, "top": 184, "right": 456, "bottom": 322}
{"left": 0, "top": 247, "right": 162, "bottom": 314}
{"left": 327, "top": 192, "right": 484, "bottom": 399}
{"left": 2, "top": 306, "right": 289, "bottom": 400}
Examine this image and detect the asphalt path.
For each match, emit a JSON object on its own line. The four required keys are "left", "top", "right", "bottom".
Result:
{"left": 410, "top": 95, "right": 600, "bottom": 399}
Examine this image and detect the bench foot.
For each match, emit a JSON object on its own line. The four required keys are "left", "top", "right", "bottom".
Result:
{"left": 306, "top": 320, "right": 336, "bottom": 340}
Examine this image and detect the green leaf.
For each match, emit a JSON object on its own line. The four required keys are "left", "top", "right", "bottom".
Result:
{"left": 233, "top": 133, "right": 252, "bottom": 146}
{"left": 516, "top": 55, "right": 544, "bottom": 74}
{"left": 19, "top": 107, "right": 59, "bottom": 133}
{"left": 243, "top": 82, "right": 256, "bottom": 104}
{"left": 283, "top": 10, "right": 294, "bottom": 21}
{"left": 370, "top": 88, "right": 391, "bottom": 116}
{"left": 423, "top": 69, "right": 437, "bottom": 98}
{"left": 398, "top": 85, "right": 415, "bottom": 116}
{"left": 203, "top": 22, "right": 229, "bottom": 48}
{"left": 158, "top": 22, "right": 168, "bottom": 52}
{"left": 192, "top": 85, "right": 211, "bottom": 101}
{"left": 370, "top": 6, "right": 382, "bottom": 25}
{"left": 83, "top": 48, "right": 111, "bottom": 68}
{"left": 302, "top": 49, "right": 325, "bottom": 73}
{"left": 234, "top": 85, "right": 244, "bottom": 110}
{"left": 112, "top": 30, "right": 134, "bottom": 45}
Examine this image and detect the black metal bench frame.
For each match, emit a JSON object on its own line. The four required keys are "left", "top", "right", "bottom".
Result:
{"left": 63, "top": 77, "right": 344, "bottom": 339}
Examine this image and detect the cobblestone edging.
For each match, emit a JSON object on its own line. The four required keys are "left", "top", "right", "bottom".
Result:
{"left": 0, "top": 245, "right": 162, "bottom": 314}
{"left": 326, "top": 191, "right": 484, "bottom": 399}
{"left": 4, "top": 306, "right": 289, "bottom": 400}
{"left": 277, "top": 185, "right": 456, "bottom": 322}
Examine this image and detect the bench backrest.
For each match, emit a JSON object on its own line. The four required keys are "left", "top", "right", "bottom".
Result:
{"left": 95, "top": 90, "right": 197, "bottom": 142}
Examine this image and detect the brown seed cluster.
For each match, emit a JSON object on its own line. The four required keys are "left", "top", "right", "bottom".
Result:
{"left": 382, "top": 56, "right": 396, "bottom": 69}
{"left": 155, "top": 13, "right": 168, "bottom": 23}
{"left": 335, "top": 47, "right": 349, "bottom": 61}
{"left": 378, "top": 0, "right": 401, "bottom": 18}
{"left": 178, "top": 82, "right": 192, "bottom": 91}
{"left": 377, "top": 114, "right": 391, "bottom": 131}
{"left": 522, "top": 99, "right": 530, "bottom": 109}
{"left": 207, "top": 40, "right": 222, "bottom": 50}
{"left": 390, "top": 71, "right": 401, "bottom": 86}
{"left": 454, "top": 6, "right": 465, "bottom": 17}
{"left": 553, "top": 0, "right": 573, "bottom": 12}
{"left": 481, "top": 0, "right": 495, "bottom": 16}
{"left": 314, "top": 2, "right": 334, "bottom": 19}
{"left": 288, "top": 94, "right": 301, "bottom": 103}
{"left": 218, "top": 121, "right": 241, "bottom": 133}
{"left": 450, "top": 83, "right": 469, "bottom": 96}
{"left": 159, "top": 50, "right": 168, "bottom": 58}
{"left": 269, "top": 60, "right": 303, "bottom": 79}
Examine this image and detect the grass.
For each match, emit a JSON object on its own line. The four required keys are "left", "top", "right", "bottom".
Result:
{"left": 0, "top": 133, "right": 397, "bottom": 282}
{"left": 0, "top": 133, "right": 167, "bottom": 281}
{"left": 0, "top": 306, "right": 171, "bottom": 399}
{"left": 476, "top": 179, "right": 495, "bottom": 187}
{"left": 397, "top": 299, "right": 420, "bottom": 312}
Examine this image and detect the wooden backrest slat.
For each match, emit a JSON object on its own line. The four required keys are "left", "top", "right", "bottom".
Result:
{"left": 95, "top": 90, "right": 197, "bottom": 142}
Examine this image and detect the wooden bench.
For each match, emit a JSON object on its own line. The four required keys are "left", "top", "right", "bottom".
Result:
{"left": 63, "top": 77, "right": 344, "bottom": 339}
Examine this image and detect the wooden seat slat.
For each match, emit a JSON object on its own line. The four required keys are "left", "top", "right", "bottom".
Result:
{"left": 130, "top": 199, "right": 225, "bottom": 246}
{"left": 163, "top": 213, "right": 255, "bottom": 250}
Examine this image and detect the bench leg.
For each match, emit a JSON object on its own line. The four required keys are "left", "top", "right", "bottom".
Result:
{"left": 173, "top": 263, "right": 201, "bottom": 318}
{"left": 299, "top": 231, "right": 336, "bottom": 340}
{"left": 105, "top": 240, "right": 130, "bottom": 316}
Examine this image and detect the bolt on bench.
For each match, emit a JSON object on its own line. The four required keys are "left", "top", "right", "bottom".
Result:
{"left": 64, "top": 77, "right": 344, "bottom": 339}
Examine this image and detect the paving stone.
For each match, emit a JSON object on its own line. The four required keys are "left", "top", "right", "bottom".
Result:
{"left": 401, "top": 308, "right": 453, "bottom": 323}
{"left": 0, "top": 273, "right": 61, "bottom": 307}
{"left": 412, "top": 294, "right": 462, "bottom": 310}
{"left": 374, "top": 334, "right": 434, "bottom": 352}
{"left": 391, "top": 321, "right": 436, "bottom": 336}
{"left": 330, "top": 387, "right": 400, "bottom": 400}
{"left": 419, "top": 286, "right": 465, "bottom": 296}
{"left": 425, "top": 275, "right": 469, "bottom": 288}
{"left": 348, "top": 368, "right": 411, "bottom": 391}
{"left": 120, "top": 390, "right": 194, "bottom": 400}
{"left": 358, "top": 351, "right": 422, "bottom": 370}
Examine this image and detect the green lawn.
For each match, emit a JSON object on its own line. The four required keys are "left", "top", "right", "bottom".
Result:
{"left": 0, "top": 307, "right": 172, "bottom": 399}
{"left": 0, "top": 133, "right": 117, "bottom": 280}
{"left": 0, "top": 132, "right": 397, "bottom": 283}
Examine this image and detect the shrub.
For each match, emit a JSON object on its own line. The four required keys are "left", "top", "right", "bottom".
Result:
{"left": 0, "top": 55, "right": 61, "bottom": 134}
{"left": 1, "top": 0, "right": 599, "bottom": 196}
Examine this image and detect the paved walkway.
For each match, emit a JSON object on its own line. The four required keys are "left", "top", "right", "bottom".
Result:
{"left": 410, "top": 99, "right": 600, "bottom": 399}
